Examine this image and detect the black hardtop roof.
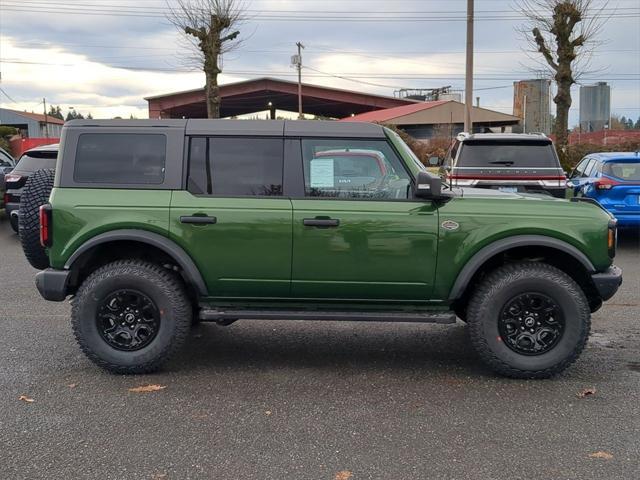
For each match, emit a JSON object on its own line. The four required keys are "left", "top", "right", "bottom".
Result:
{"left": 64, "top": 119, "right": 386, "bottom": 138}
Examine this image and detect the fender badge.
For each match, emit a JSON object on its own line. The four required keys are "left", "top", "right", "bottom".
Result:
{"left": 441, "top": 220, "right": 460, "bottom": 231}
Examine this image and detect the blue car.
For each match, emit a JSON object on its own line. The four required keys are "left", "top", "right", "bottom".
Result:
{"left": 568, "top": 152, "right": 640, "bottom": 228}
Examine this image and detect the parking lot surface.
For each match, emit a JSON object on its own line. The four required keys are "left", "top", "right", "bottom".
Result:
{"left": 0, "top": 215, "right": 638, "bottom": 480}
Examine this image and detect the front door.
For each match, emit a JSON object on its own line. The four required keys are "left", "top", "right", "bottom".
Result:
{"left": 170, "top": 136, "right": 292, "bottom": 299}
{"left": 290, "top": 138, "right": 439, "bottom": 302}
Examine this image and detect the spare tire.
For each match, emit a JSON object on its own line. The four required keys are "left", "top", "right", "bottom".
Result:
{"left": 19, "top": 169, "right": 55, "bottom": 270}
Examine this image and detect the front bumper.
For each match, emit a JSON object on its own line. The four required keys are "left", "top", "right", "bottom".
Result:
{"left": 35, "top": 268, "right": 71, "bottom": 301}
{"left": 591, "top": 265, "right": 623, "bottom": 301}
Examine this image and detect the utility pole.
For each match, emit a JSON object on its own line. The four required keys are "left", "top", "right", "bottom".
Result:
{"left": 464, "top": 0, "right": 474, "bottom": 133}
{"left": 43, "top": 97, "right": 50, "bottom": 138}
{"left": 295, "top": 42, "right": 304, "bottom": 119}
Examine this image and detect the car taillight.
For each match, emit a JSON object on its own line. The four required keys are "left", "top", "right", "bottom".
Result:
{"left": 4, "top": 173, "right": 23, "bottom": 184}
{"left": 39, "top": 204, "right": 53, "bottom": 248}
{"left": 595, "top": 178, "right": 620, "bottom": 190}
{"left": 3, "top": 192, "right": 8, "bottom": 205}
{"left": 608, "top": 219, "right": 617, "bottom": 258}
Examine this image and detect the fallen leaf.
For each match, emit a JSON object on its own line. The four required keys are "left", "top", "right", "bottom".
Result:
{"left": 18, "top": 395, "right": 35, "bottom": 403}
{"left": 589, "top": 451, "right": 613, "bottom": 460}
{"left": 128, "top": 384, "right": 167, "bottom": 393}
{"left": 151, "top": 473, "right": 167, "bottom": 479}
{"left": 577, "top": 387, "right": 597, "bottom": 398}
{"left": 335, "top": 471, "right": 353, "bottom": 480}
{"left": 265, "top": 410, "right": 272, "bottom": 416}
{"left": 68, "top": 383, "right": 77, "bottom": 389}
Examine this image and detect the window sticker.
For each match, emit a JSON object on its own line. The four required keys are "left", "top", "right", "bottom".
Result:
{"left": 310, "top": 158, "right": 335, "bottom": 188}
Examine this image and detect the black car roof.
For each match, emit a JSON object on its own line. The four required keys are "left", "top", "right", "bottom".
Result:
{"left": 65, "top": 119, "right": 386, "bottom": 139}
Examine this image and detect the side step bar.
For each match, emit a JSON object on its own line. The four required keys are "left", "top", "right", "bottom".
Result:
{"left": 199, "top": 309, "right": 457, "bottom": 324}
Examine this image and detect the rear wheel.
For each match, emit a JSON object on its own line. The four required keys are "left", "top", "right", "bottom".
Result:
{"left": 71, "top": 260, "right": 192, "bottom": 374}
{"left": 467, "top": 262, "right": 590, "bottom": 379}
{"left": 19, "top": 169, "right": 54, "bottom": 269}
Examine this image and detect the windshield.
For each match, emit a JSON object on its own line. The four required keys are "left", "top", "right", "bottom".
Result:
{"left": 384, "top": 129, "right": 426, "bottom": 173}
{"left": 15, "top": 151, "right": 58, "bottom": 172}
{"left": 604, "top": 162, "right": 640, "bottom": 181}
{"left": 458, "top": 141, "right": 559, "bottom": 168}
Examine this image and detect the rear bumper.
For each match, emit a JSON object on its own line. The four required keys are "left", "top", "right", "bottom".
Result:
{"left": 35, "top": 268, "right": 71, "bottom": 302}
{"left": 591, "top": 265, "right": 623, "bottom": 301}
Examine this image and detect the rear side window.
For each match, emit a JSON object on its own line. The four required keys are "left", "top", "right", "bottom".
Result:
{"left": 188, "top": 137, "right": 283, "bottom": 196}
{"left": 15, "top": 151, "right": 57, "bottom": 172}
{"left": 457, "top": 141, "right": 559, "bottom": 168}
{"left": 604, "top": 162, "right": 640, "bottom": 181}
{"left": 74, "top": 134, "right": 166, "bottom": 184}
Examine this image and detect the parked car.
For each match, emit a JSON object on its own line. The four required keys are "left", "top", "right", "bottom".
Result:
{"left": 4, "top": 143, "right": 58, "bottom": 232}
{"left": 24, "top": 119, "right": 621, "bottom": 378}
{"left": 443, "top": 132, "right": 567, "bottom": 198}
{"left": 0, "top": 146, "right": 16, "bottom": 209}
{"left": 568, "top": 152, "right": 640, "bottom": 228}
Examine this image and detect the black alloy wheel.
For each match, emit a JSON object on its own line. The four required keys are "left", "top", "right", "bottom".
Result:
{"left": 97, "top": 289, "right": 161, "bottom": 351}
{"left": 499, "top": 293, "right": 565, "bottom": 356}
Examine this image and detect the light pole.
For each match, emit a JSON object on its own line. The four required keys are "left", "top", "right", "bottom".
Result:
{"left": 464, "top": 0, "right": 474, "bottom": 133}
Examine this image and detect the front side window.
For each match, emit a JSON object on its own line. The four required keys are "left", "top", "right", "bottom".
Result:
{"left": 74, "top": 134, "right": 166, "bottom": 184}
{"left": 188, "top": 137, "right": 283, "bottom": 196}
{"left": 301, "top": 139, "right": 411, "bottom": 200}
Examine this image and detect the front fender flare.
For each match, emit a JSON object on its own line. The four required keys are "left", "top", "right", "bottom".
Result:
{"left": 65, "top": 229, "right": 208, "bottom": 296}
{"left": 448, "top": 235, "right": 596, "bottom": 300}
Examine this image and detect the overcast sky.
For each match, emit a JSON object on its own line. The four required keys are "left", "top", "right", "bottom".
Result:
{"left": 0, "top": 0, "right": 638, "bottom": 125}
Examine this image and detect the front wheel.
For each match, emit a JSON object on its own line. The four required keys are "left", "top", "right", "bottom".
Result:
{"left": 71, "top": 260, "right": 192, "bottom": 374}
{"left": 467, "top": 262, "right": 590, "bottom": 379}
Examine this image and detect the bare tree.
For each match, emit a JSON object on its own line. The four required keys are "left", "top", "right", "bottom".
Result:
{"left": 518, "top": 1, "right": 608, "bottom": 147}
{"left": 167, "top": 0, "right": 246, "bottom": 118}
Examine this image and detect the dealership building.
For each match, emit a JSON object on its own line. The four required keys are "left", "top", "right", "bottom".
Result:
{"left": 146, "top": 77, "right": 520, "bottom": 139}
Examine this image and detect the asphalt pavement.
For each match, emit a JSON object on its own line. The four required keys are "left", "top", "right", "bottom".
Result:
{"left": 0, "top": 215, "right": 638, "bottom": 480}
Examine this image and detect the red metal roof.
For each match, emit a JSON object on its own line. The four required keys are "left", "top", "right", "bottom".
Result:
{"left": 340, "top": 100, "right": 450, "bottom": 123}
{"left": 3, "top": 108, "right": 65, "bottom": 125}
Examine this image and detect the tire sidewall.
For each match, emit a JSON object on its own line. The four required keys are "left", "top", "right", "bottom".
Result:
{"left": 74, "top": 266, "right": 184, "bottom": 368}
{"left": 477, "top": 274, "right": 587, "bottom": 372}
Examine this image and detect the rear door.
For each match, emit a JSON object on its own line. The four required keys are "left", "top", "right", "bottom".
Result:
{"left": 289, "top": 137, "right": 439, "bottom": 302}
{"left": 170, "top": 135, "right": 292, "bottom": 299}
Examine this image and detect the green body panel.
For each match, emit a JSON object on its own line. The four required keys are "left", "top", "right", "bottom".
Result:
{"left": 47, "top": 132, "right": 613, "bottom": 309}
{"left": 169, "top": 191, "right": 292, "bottom": 298}
{"left": 432, "top": 193, "right": 613, "bottom": 300}
{"left": 290, "top": 199, "right": 439, "bottom": 302}
{"left": 48, "top": 187, "right": 172, "bottom": 269}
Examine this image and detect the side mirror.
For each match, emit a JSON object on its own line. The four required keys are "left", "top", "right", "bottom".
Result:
{"left": 428, "top": 156, "right": 440, "bottom": 166}
{"left": 415, "top": 171, "right": 443, "bottom": 199}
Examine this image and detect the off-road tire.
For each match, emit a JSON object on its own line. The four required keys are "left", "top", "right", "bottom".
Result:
{"left": 19, "top": 168, "right": 54, "bottom": 269}
{"left": 71, "top": 260, "right": 192, "bottom": 374}
{"left": 467, "top": 262, "right": 591, "bottom": 379}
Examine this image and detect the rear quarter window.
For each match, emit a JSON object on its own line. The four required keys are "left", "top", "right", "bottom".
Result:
{"left": 457, "top": 141, "right": 559, "bottom": 168}
{"left": 74, "top": 133, "right": 166, "bottom": 184}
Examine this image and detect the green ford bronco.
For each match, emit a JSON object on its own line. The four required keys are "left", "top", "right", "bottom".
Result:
{"left": 22, "top": 119, "right": 622, "bottom": 378}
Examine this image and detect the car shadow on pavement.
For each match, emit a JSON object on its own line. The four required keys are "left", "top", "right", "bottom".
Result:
{"left": 172, "top": 320, "right": 489, "bottom": 377}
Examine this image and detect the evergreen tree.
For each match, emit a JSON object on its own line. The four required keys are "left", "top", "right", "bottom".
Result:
{"left": 635, "top": 117, "right": 640, "bottom": 130}
{"left": 48, "top": 105, "right": 64, "bottom": 120}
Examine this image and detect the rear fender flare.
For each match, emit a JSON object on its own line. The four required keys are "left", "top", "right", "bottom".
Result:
{"left": 65, "top": 229, "right": 208, "bottom": 296}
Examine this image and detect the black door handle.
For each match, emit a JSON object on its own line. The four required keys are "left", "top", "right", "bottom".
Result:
{"left": 180, "top": 215, "right": 217, "bottom": 225}
{"left": 303, "top": 218, "right": 340, "bottom": 228}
